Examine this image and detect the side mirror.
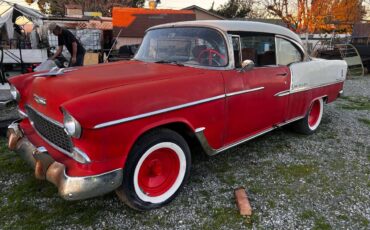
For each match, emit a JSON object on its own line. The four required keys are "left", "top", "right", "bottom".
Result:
{"left": 240, "top": 60, "right": 255, "bottom": 72}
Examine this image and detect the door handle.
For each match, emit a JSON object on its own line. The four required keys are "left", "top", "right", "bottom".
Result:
{"left": 276, "top": 72, "right": 288, "bottom": 76}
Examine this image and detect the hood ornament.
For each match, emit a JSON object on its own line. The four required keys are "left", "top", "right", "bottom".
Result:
{"left": 33, "top": 94, "right": 47, "bottom": 105}
{"left": 33, "top": 67, "right": 78, "bottom": 77}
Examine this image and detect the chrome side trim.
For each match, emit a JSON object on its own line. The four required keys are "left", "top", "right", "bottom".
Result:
{"left": 274, "top": 90, "right": 291, "bottom": 97}
{"left": 195, "top": 115, "right": 305, "bottom": 156}
{"left": 195, "top": 127, "right": 274, "bottom": 156}
{"left": 290, "top": 80, "right": 344, "bottom": 95}
{"left": 26, "top": 105, "right": 63, "bottom": 127}
{"left": 18, "top": 109, "right": 28, "bottom": 118}
{"left": 275, "top": 116, "right": 304, "bottom": 128}
{"left": 226, "top": 87, "right": 265, "bottom": 97}
{"left": 275, "top": 80, "right": 344, "bottom": 97}
{"left": 94, "top": 94, "right": 226, "bottom": 129}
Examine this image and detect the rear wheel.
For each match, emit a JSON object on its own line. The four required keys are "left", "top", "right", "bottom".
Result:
{"left": 116, "top": 129, "right": 191, "bottom": 210}
{"left": 291, "top": 98, "right": 324, "bottom": 135}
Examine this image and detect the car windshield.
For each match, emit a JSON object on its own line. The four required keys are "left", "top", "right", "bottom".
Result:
{"left": 135, "top": 27, "right": 228, "bottom": 67}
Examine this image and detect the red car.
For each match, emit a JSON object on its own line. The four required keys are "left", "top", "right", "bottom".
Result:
{"left": 6, "top": 21, "right": 347, "bottom": 210}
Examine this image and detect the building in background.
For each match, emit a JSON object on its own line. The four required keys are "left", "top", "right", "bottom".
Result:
{"left": 65, "top": 4, "right": 83, "bottom": 18}
{"left": 112, "top": 7, "right": 195, "bottom": 47}
{"left": 182, "top": 5, "right": 224, "bottom": 20}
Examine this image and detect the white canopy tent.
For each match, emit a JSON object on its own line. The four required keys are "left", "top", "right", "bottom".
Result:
{"left": 0, "top": 1, "right": 44, "bottom": 39}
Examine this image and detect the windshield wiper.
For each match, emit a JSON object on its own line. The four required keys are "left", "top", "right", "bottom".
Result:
{"left": 154, "top": 60, "right": 185, "bottom": 67}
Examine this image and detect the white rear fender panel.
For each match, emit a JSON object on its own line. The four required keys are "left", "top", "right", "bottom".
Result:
{"left": 289, "top": 59, "right": 347, "bottom": 93}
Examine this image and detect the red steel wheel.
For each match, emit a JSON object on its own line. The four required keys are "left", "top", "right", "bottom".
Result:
{"left": 307, "top": 98, "right": 323, "bottom": 131}
{"left": 291, "top": 98, "right": 324, "bottom": 135}
{"left": 134, "top": 142, "right": 186, "bottom": 203}
{"left": 116, "top": 129, "right": 191, "bottom": 210}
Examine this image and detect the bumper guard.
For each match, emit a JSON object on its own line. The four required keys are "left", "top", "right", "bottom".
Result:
{"left": 7, "top": 123, "right": 123, "bottom": 200}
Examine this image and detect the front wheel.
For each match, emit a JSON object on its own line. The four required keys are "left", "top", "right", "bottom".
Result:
{"left": 116, "top": 129, "right": 191, "bottom": 210}
{"left": 291, "top": 98, "right": 324, "bottom": 135}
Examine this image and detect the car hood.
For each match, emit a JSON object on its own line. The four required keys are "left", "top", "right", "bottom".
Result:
{"left": 26, "top": 60, "right": 206, "bottom": 120}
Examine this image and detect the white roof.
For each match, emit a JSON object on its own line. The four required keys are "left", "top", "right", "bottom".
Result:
{"left": 150, "top": 20, "right": 303, "bottom": 45}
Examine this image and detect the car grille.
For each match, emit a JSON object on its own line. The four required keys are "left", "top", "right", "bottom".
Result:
{"left": 25, "top": 105, "right": 73, "bottom": 153}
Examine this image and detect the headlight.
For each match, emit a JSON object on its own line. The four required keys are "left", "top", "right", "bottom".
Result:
{"left": 62, "top": 109, "right": 82, "bottom": 138}
{"left": 10, "top": 85, "right": 20, "bottom": 102}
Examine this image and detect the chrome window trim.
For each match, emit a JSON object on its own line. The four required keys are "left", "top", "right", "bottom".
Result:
{"left": 138, "top": 26, "right": 233, "bottom": 70}
{"left": 226, "top": 86, "right": 265, "bottom": 97}
{"left": 94, "top": 94, "right": 226, "bottom": 129}
{"left": 275, "top": 34, "right": 307, "bottom": 60}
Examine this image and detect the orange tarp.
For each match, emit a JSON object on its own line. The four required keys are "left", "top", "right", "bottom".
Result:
{"left": 112, "top": 7, "right": 194, "bottom": 27}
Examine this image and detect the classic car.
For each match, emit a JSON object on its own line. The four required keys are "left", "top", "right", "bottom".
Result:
{"left": 6, "top": 20, "right": 347, "bottom": 210}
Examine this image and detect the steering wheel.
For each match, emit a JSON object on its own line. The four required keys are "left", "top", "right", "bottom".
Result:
{"left": 197, "top": 48, "right": 226, "bottom": 66}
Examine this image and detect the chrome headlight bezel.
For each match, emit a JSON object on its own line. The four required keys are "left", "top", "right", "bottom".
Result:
{"left": 10, "top": 85, "right": 20, "bottom": 102}
{"left": 62, "top": 109, "right": 82, "bottom": 138}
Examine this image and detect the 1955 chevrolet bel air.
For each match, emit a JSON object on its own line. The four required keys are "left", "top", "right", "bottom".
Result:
{"left": 6, "top": 20, "right": 347, "bottom": 210}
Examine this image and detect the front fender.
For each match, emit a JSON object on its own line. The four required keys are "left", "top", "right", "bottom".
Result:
{"left": 61, "top": 71, "right": 224, "bottom": 130}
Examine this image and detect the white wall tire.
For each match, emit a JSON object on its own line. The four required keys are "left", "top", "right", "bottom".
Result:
{"left": 307, "top": 98, "right": 324, "bottom": 131}
{"left": 292, "top": 98, "right": 324, "bottom": 135}
{"left": 133, "top": 142, "right": 187, "bottom": 204}
{"left": 116, "top": 128, "right": 191, "bottom": 210}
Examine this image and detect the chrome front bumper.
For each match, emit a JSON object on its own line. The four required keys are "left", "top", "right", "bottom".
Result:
{"left": 7, "top": 123, "right": 123, "bottom": 200}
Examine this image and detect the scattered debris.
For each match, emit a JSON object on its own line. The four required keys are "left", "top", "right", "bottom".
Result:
{"left": 234, "top": 187, "right": 252, "bottom": 216}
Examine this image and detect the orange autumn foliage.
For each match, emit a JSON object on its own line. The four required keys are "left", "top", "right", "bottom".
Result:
{"left": 266, "top": 0, "right": 365, "bottom": 33}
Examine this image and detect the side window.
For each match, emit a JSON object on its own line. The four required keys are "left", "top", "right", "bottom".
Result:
{"left": 276, "top": 38, "right": 303, "bottom": 65}
{"left": 240, "top": 34, "right": 276, "bottom": 67}
{"left": 232, "top": 36, "right": 241, "bottom": 68}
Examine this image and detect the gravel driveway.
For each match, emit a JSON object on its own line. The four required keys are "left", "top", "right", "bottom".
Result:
{"left": 0, "top": 77, "right": 369, "bottom": 229}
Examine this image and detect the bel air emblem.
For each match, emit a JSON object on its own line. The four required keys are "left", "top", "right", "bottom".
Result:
{"left": 33, "top": 94, "right": 47, "bottom": 105}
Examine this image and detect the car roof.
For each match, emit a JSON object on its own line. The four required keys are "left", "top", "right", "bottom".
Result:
{"left": 149, "top": 20, "right": 303, "bottom": 45}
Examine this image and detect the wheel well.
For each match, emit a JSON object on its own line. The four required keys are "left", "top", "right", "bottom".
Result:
{"left": 135, "top": 122, "right": 203, "bottom": 156}
{"left": 322, "top": 96, "right": 328, "bottom": 103}
{"left": 158, "top": 122, "right": 201, "bottom": 152}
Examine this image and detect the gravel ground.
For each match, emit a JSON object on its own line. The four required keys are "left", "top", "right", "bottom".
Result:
{"left": 0, "top": 76, "right": 369, "bottom": 229}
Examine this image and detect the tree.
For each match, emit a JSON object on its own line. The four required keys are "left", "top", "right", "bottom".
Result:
{"left": 210, "top": 0, "right": 254, "bottom": 19}
{"left": 28, "top": 0, "right": 145, "bottom": 16}
{"left": 265, "top": 0, "right": 365, "bottom": 33}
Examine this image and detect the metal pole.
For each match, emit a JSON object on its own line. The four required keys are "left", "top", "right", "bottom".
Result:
{"left": 104, "top": 28, "right": 123, "bottom": 63}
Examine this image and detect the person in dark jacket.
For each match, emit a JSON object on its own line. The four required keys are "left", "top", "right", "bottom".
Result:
{"left": 49, "top": 23, "right": 85, "bottom": 67}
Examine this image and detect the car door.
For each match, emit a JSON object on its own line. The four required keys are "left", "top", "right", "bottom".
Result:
{"left": 224, "top": 33, "right": 291, "bottom": 144}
